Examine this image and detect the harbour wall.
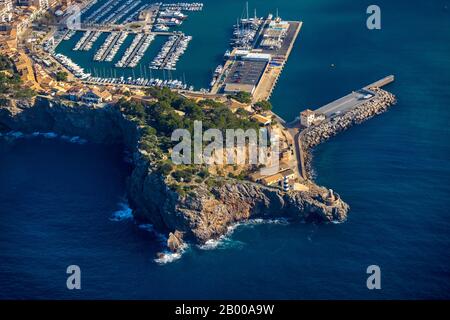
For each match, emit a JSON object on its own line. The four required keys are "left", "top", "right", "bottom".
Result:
{"left": 300, "top": 88, "right": 397, "bottom": 178}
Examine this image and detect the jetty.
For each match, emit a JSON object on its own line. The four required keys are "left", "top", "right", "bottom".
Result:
{"left": 150, "top": 33, "right": 192, "bottom": 70}
{"left": 115, "top": 34, "right": 154, "bottom": 68}
{"left": 315, "top": 75, "right": 395, "bottom": 117}
{"left": 73, "top": 31, "right": 102, "bottom": 51}
{"left": 294, "top": 76, "right": 397, "bottom": 179}
{"left": 94, "top": 32, "right": 121, "bottom": 61}
{"left": 210, "top": 12, "right": 302, "bottom": 103}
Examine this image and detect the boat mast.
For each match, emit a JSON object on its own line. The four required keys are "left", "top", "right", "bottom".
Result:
{"left": 237, "top": 17, "right": 240, "bottom": 44}
{"left": 246, "top": 1, "right": 249, "bottom": 21}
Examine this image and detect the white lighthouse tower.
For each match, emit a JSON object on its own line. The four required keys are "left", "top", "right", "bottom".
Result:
{"left": 282, "top": 176, "right": 290, "bottom": 192}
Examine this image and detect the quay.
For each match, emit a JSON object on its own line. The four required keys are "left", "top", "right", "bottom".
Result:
{"left": 160, "top": 35, "right": 183, "bottom": 69}
{"left": 115, "top": 33, "right": 154, "bottom": 68}
{"left": 73, "top": 30, "right": 96, "bottom": 51}
{"left": 210, "top": 15, "right": 302, "bottom": 104}
{"left": 94, "top": 32, "right": 122, "bottom": 62}
{"left": 59, "top": 23, "right": 175, "bottom": 36}
{"left": 292, "top": 76, "right": 396, "bottom": 179}
{"left": 252, "top": 21, "right": 303, "bottom": 102}
{"left": 314, "top": 75, "right": 395, "bottom": 117}
{"left": 364, "top": 75, "right": 395, "bottom": 89}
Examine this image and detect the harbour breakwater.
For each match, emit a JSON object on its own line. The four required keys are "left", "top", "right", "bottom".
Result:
{"left": 0, "top": 97, "right": 349, "bottom": 253}
{"left": 300, "top": 88, "right": 397, "bottom": 179}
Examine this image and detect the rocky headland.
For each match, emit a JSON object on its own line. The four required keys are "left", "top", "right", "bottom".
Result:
{"left": 0, "top": 96, "right": 351, "bottom": 253}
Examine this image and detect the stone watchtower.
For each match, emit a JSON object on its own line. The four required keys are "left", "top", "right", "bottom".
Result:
{"left": 322, "top": 188, "right": 340, "bottom": 206}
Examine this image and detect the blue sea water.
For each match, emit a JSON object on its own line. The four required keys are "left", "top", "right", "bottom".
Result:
{"left": 1, "top": 0, "right": 450, "bottom": 299}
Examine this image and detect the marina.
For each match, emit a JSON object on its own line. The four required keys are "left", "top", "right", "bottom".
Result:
{"left": 73, "top": 31, "right": 102, "bottom": 51}
{"left": 93, "top": 32, "right": 124, "bottom": 62}
{"left": 231, "top": 13, "right": 263, "bottom": 49}
{"left": 84, "top": 76, "right": 189, "bottom": 89}
{"left": 54, "top": 1, "right": 300, "bottom": 97}
{"left": 161, "top": 2, "right": 204, "bottom": 11}
{"left": 104, "top": 32, "right": 128, "bottom": 62}
{"left": 54, "top": 51, "right": 190, "bottom": 90}
{"left": 83, "top": 0, "right": 120, "bottom": 24}
{"left": 53, "top": 53, "right": 91, "bottom": 79}
{"left": 210, "top": 10, "right": 302, "bottom": 102}
{"left": 63, "top": 30, "right": 77, "bottom": 41}
{"left": 103, "top": 0, "right": 143, "bottom": 25}
{"left": 123, "top": 3, "right": 152, "bottom": 24}
{"left": 53, "top": 1, "right": 299, "bottom": 98}
{"left": 150, "top": 33, "right": 192, "bottom": 70}
{"left": 81, "top": 0, "right": 117, "bottom": 23}
{"left": 115, "top": 33, "right": 155, "bottom": 68}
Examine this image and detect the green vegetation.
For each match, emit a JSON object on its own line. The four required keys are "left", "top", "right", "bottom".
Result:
{"left": 0, "top": 56, "right": 13, "bottom": 70}
{"left": 13, "top": 87, "right": 36, "bottom": 99}
{"left": 227, "top": 91, "right": 252, "bottom": 104}
{"left": 172, "top": 168, "right": 195, "bottom": 183}
{"left": 254, "top": 100, "right": 273, "bottom": 111}
{"left": 0, "top": 55, "right": 36, "bottom": 101}
{"left": 34, "top": 12, "right": 56, "bottom": 27}
{"left": 121, "top": 87, "right": 259, "bottom": 139}
{"left": 158, "top": 161, "right": 174, "bottom": 176}
{"left": 118, "top": 87, "right": 259, "bottom": 186}
{"left": 56, "top": 71, "right": 68, "bottom": 82}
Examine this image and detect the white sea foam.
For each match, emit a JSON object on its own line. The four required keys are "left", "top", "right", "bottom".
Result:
{"left": 1, "top": 131, "right": 88, "bottom": 144}
{"left": 199, "top": 237, "right": 245, "bottom": 250}
{"left": 60, "top": 135, "right": 71, "bottom": 140}
{"left": 30, "top": 131, "right": 58, "bottom": 139}
{"left": 69, "top": 136, "right": 87, "bottom": 144}
{"left": 154, "top": 243, "right": 188, "bottom": 265}
{"left": 154, "top": 251, "right": 183, "bottom": 264}
{"left": 108, "top": 201, "right": 182, "bottom": 264}
{"left": 6, "top": 131, "right": 24, "bottom": 138}
{"left": 198, "top": 218, "right": 290, "bottom": 250}
{"left": 42, "top": 132, "right": 58, "bottom": 139}
{"left": 110, "top": 201, "right": 133, "bottom": 221}
{"left": 138, "top": 223, "right": 154, "bottom": 232}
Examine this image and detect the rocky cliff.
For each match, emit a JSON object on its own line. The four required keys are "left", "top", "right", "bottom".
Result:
{"left": 0, "top": 97, "right": 349, "bottom": 252}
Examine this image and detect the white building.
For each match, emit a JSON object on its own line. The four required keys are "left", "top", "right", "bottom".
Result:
{"left": 300, "top": 109, "right": 325, "bottom": 127}
{"left": 38, "top": 0, "right": 49, "bottom": 10}
{"left": 0, "top": 0, "right": 13, "bottom": 23}
{"left": 242, "top": 52, "right": 272, "bottom": 62}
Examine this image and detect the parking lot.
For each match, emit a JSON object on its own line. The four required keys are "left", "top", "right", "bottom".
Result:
{"left": 224, "top": 60, "right": 268, "bottom": 86}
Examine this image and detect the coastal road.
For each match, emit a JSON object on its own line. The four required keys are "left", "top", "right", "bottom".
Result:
{"left": 287, "top": 124, "right": 306, "bottom": 180}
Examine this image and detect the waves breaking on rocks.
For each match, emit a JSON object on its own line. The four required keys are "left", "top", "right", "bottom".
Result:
{"left": 0, "top": 131, "right": 88, "bottom": 144}
{"left": 109, "top": 199, "right": 187, "bottom": 265}
{"left": 198, "top": 218, "right": 290, "bottom": 251}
